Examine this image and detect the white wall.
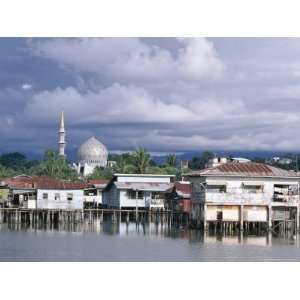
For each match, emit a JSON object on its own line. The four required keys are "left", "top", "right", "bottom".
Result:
{"left": 104, "top": 187, "right": 165, "bottom": 209}
{"left": 191, "top": 176, "right": 300, "bottom": 205}
{"left": 119, "top": 190, "right": 146, "bottom": 208}
{"left": 244, "top": 206, "right": 267, "bottom": 221}
{"left": 206, "top": 205, "right": 240, "bottom": 221}
{"left": 84, "top": 190, "right": 103, "bottom": 204}
{"left": 37, "top": 189, "right": 84, "bottom": 209}
{"left": 27, "top": 199, "right": 36, "bottom": 209}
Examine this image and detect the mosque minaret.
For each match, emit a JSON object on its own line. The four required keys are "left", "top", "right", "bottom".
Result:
{"left": 58, "top": 111, "right": 66, "bottom": 157}
{"left": 57, "top": 112, "right": 108, "bottom": 176}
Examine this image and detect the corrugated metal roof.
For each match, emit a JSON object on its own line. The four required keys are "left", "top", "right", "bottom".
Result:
{"left": 87, "top": 179, "right": 109, "bottom": 189}
{"left": 174, "top": 181, "right": 191, "bottom": 198}
{"left": 115, "top": 182, "right": 173, "bottom": 192}
{"left": 3, "top": 176, "right": 88, "bottom": 190}
{"left": 187, "top": 162, "right": 300, "bottom": 178}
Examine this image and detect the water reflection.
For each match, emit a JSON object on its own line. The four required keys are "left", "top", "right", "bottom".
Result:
{"left": 0, "top": 220, "right": 298, "bottom": 248}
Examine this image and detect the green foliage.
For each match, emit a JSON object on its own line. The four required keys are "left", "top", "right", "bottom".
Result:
{"left": 165, "top": 154, "right": 177, "bottom": 167}
{"left": 132, "top": 147, "right": 151, "bottom": 174}
{"left": 145, "top": 166, "right": 166, "bottom": 174}
{"left": 31, "top": 149, "right": 79, "bottom": 180}
{"left": 0, "top": 165, "right": 18, "bottom": 178}
{"left": 189, "top": 151, "right": 214, "bottom": 170}
{"left": 0, "top": 152, "right": 39, "bottom": 171}
{"left": 88, "top": 166, "right": 114, "bottom": 180}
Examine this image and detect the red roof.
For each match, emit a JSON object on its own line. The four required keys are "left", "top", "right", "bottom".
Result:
{"left": 2, "top": 175, "right": 88, "bottom": 190}
{"left": 88, "top": 179, "right": 110, "bottom": 185}
{"left": 174, "top": 181, "right": 191, "bottom": 198}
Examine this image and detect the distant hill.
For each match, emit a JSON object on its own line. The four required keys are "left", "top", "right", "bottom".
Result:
{"left": 22, "top": 149, "right": 299, "bottom": 165}
{"left": 150, "top": 150, "right": 298, "bottom": 165}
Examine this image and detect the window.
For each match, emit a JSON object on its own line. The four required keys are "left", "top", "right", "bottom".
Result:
{"left": 43, "top": 193, "right": 48, "bottom": 200}
{"left": 67, "top": 193, "right": 73, "bottom": 201}
{"left": 127, "top": 190, "right": 136, "bottom": 199}
{"left": 243, "top": 185, "right": 263, "bottom": 193}
{"left": 151, "top": 192, "right": 163, "bottom": 199}
{"left": 152, "top": 192, "right": 158, "bottom": 199}
{"left": 54, "top": 193, "right": 60, "bottom": 200}
{"left": 80, "top": 166, "right": 84, "bottom": 174}
{"left": 273, "top": 184, "right": 298, "bottom": 202}
{"left": 206, "top": 185, "right": 226, "bottom": 193}
{"left": 84, "top": 189, "right": 97, "bottom": 196}
{"left": 127, "top": 190, "right": 144, "bottom": 199}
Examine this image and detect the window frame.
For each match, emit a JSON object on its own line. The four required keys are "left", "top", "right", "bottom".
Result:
{"left": 67, "top": 193, "right": 73, "bottom": 201}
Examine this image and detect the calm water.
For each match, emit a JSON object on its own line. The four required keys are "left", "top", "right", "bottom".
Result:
{"left": 0, "top": 222, "right": 299, "bottom": 261}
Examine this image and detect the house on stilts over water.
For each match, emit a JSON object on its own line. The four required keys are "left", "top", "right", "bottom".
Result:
{"left": 186, "top": 160, "right": 300, "bottom": 233}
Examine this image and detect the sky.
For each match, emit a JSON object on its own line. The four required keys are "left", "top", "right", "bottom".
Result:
{"left": 1, "top": 37, "right": 300, "bottom": 158}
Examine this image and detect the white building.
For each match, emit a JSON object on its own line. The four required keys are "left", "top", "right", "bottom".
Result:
{"left": 75, "top": 136, "right": 108, "bottom": 177}
{"left": 187, "top": 162, "right": 300, "bottom": 230}
{"left": 103, "top": 174, "right": 175, "bottom": 209}
{"left": 2, "top": 175, "right": 87, "bottom": 210}
{"left": 36, "top": 186, "right": 85, "bottom": 210}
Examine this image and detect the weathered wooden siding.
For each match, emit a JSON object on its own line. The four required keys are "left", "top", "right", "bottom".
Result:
{"left": 36, "top": 189, "right": 84, "bottom": 209}
{"left": 0, "top": 188, "right": 9, "bottom": 203}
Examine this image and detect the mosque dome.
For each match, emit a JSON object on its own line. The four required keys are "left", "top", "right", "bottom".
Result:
{"left": 77, "top": 136, "right": 108, "bottom": 167}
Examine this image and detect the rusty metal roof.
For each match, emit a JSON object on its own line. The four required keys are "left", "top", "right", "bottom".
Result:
{"left": 3, "top": 175, "right": 88, "bottom": 190}
{"left": 174, "top": 181, "right": 191, "bottom": 198}
{"left": 187, "top": 162, "right": 300, "bottom": 178}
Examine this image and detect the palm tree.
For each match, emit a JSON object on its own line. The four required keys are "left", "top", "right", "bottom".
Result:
{"left": 132, "top": 147, "right": 151, "bottom": 174}
{"left": 36, "top": 149, "right": 77, "bottom": 180}
{"left": 113, "top": 156, "right": 135, "bottom": 174}
{"left": 166, "top": 154, "right": 177, "bottom": 167}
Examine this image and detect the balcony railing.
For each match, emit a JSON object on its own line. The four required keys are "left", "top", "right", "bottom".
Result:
{"left": 273, "top": 194, "right": 299, "bottom": 203}
{"left": 150, "top": 198, "right": 164, "bottom": 206}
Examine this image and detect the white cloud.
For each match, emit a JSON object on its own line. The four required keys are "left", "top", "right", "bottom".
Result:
{"left": 21, "top": 83, "right": 32, "bottom": 90}
{"left": 29, "top": 38, "right": 225, "bottom": 82}
{"left": 4, "top": 38, "right": 300, "bottom": 154}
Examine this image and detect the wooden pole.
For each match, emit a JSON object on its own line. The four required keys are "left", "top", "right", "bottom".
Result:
{"left": 268, "top": 205, "right": 272, "bottom": 231}
{"left": 203, "top": 204, "right": 207, "bottom": 231}
{"left": 240, "top": 204, "right": 244, "bottom": 232}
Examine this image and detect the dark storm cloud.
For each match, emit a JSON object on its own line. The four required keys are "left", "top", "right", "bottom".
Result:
{"left": 1, "top": 37, "right": 300, "bottom": 156}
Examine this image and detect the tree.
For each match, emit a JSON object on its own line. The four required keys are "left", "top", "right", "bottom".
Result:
{"left": 88, "top": 166, "right": 114, "bottom": 180}
{"left": 132, "top": 147, "right": 151, "bottom": 174}
{"left": 189, "top": 151, "right": 214, "bottom": 170}
{"left": 145, "top": 166, "right": 166, "bottom": 175}
{"left": 0, "top": 165, "right": 17, "bottom": 178}
{"left": 166, "top": 154, "right": 177, "bottom": 167}
{"left": 113, "top": 156, "right": 136, "bottom": 174}
{"left": 0, "top": 152, "right": 28, "bottom": 170}
{"left": 32, "top": 149, "right": 78, "bottom": 180}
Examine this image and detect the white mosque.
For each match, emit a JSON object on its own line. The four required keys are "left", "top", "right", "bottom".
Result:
{"left": 58, "top": 112, "right": 108, "bottom": 176}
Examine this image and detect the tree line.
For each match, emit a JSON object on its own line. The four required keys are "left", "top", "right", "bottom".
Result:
{"left": 1, "top": 149, "right": 298, "bottom": 181}
{"left": 0, "top": 148, "right": 192, "bottom": 181}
